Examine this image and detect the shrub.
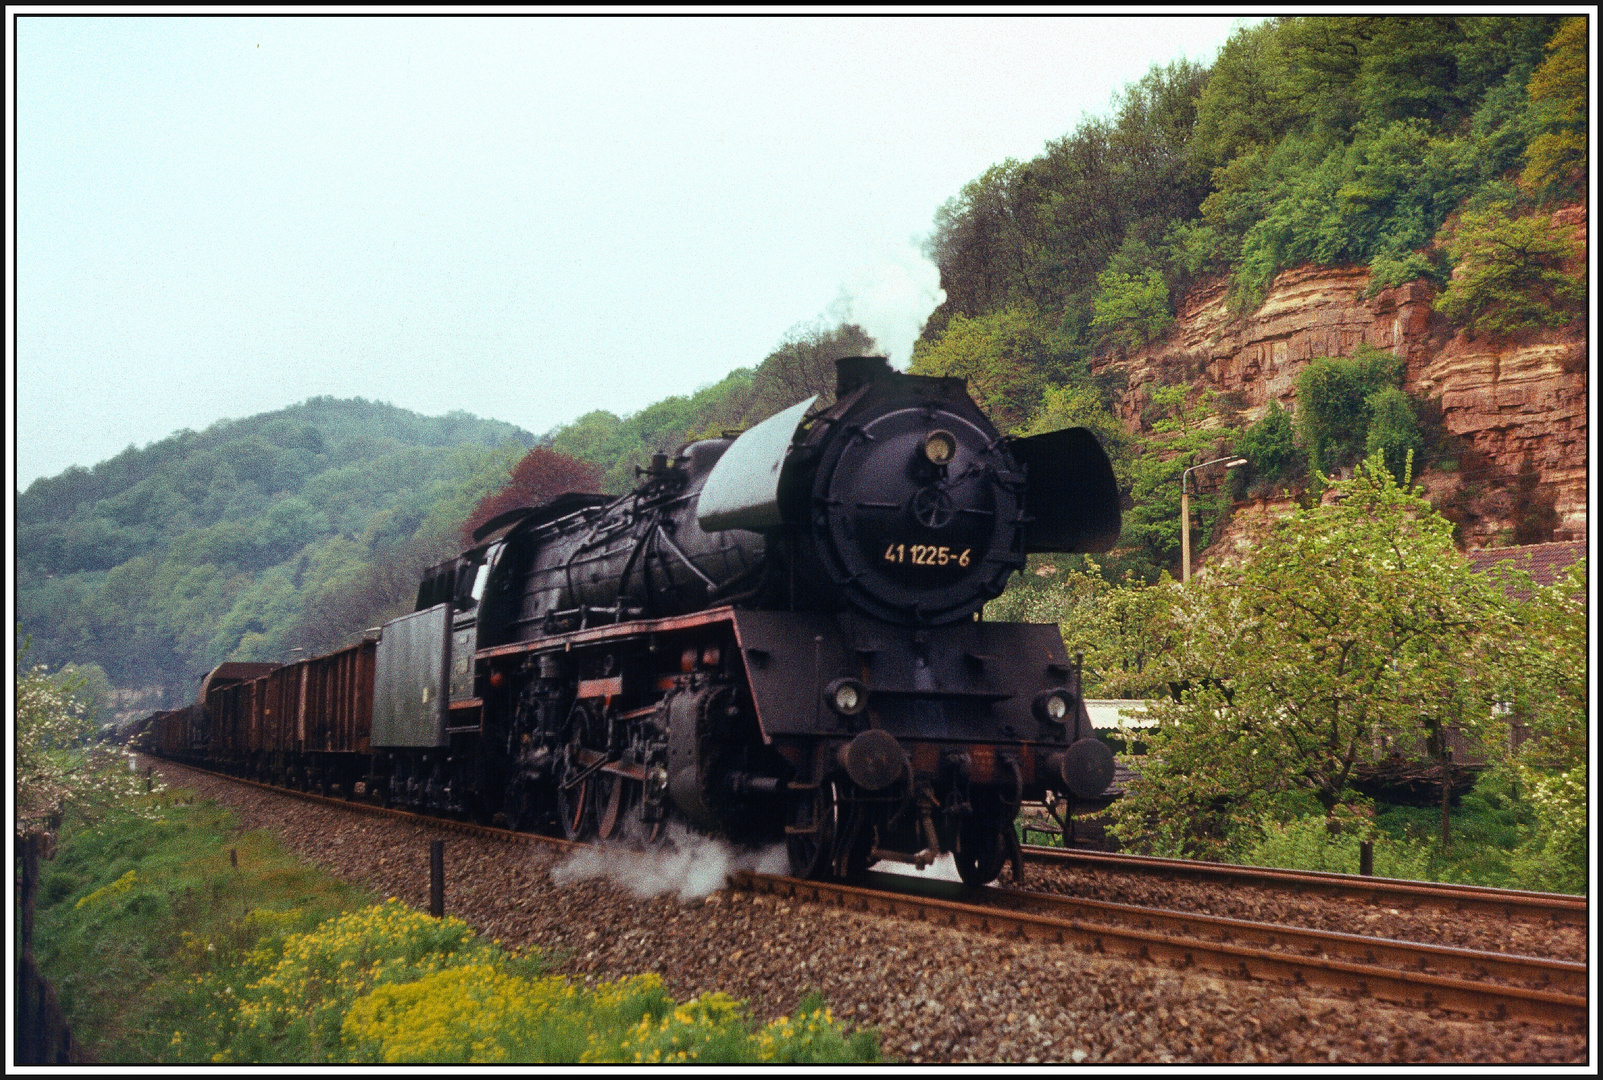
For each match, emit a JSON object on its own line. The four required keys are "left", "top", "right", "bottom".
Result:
{"left": 1294, "top": 348, "right": 1404, "bottom": 473}
{"left": 1232, "top": 400, "right": 1299, "bottom": 494}
{"left": 1507, "top": 763, "right": 1586, "bottom": 893}
{"left": 1365, "top": 248, "right": 1445, "bottom": 295}
{"left": 1241, "top": 813, "right": 1431, "bottom": 879}
{"left": 340, "top": 953, "right": 877, "bottom": 1064}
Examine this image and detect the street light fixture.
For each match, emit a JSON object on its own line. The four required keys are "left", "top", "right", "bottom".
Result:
{"left": 1181, "top": 456, "right": 1248, "bottom": 583}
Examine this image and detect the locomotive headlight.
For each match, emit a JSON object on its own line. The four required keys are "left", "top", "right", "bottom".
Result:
{"left": 922, "top": 429, "right": 957, "bottom": 466}
{"left": 824, "top": 677, "right": 868, "bottom": 716}
{"left": 1033, "top": 688, "right": 1072, "bottom": 725}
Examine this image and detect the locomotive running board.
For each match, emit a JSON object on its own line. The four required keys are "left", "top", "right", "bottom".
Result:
{"left": 475, "top": 607, "right": 740, "bottom": 660}
{"left": 478, "top": 606, "right": 1089, "bottom": 752}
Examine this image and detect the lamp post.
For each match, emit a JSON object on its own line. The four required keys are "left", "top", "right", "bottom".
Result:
{"left": 1181, "top": 456, "right": 1248, "bottom": 583}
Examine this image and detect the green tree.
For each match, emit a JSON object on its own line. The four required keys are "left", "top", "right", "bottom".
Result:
{"left": 924, "top": 160, "right": 1038, "bottom": 322}
{"left": 1090, "top": 267, "right": 1172, "bottom": 351}
{"left": 986, "top": 558, "right": 1179, "bottom": 699}
{"left": 50, "top": 662, "right": 117, "bottom": 731}
{"left": 1117, "top": 386, "right": 1239, "bottom": 576}
{"left": 737, "top": 321, "right": 878, "bottom": 426}
{"left": 1191, "top": 20, "right": 1297, "bottom": 177}
{"left": 1521, "top": 17, "right": 1587, "bottom": 196}
{"left": 1496, "top": 559, "right": 1587, "bottom": 890}
{"left": 1110, "top": 458, "right": 1510, "bottom": 856}
{"left": 1363, "top": 387, "right": 1424, "bottom": 482}
{"left": 910, "top": 307, "right": 1076, "bottom": 432}
{"left": 1434, "top": 203, "right": 1584, "bottom": 335}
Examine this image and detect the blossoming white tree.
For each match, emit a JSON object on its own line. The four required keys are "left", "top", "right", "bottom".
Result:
{"left": 16, "top": 648, "right": 158, "bottom": 842}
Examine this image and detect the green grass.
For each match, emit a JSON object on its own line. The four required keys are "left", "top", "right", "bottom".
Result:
{"left": 32, "top": 792, "right": 375, "bottom": 1062}
{"left": 30, "top": 791, "right": 882, "bottom": 1064}
{"left": 1232, "top": 773, "right": 1581, "bottom": 894}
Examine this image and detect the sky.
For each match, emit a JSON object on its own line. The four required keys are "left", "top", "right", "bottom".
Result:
{"left": 10, "top": 10, "right": 1259, "bottom": 489}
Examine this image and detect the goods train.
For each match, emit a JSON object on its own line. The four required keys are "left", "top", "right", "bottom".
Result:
{"left": 141, "top": 357, "right": 1122, "bottom": 885}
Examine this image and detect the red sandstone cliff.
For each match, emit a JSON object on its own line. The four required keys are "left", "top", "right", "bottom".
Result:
{"left": 1093, "top": 209, "right": 1587, "bottom": 550}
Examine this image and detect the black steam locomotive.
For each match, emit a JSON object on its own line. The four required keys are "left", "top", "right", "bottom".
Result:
{"left": 146, "top": 357, "right": 1122, "bottom": 886}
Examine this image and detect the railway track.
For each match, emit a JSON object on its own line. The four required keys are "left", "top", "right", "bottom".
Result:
{"left": 1020, "top": 845, "right": 1588, "bottom": 928}
{"left": 147, "top": 758, "right": 1589, "bottom": 1033}
{"left": 733, "top": 872, "right": 1586, "bottom": 1033}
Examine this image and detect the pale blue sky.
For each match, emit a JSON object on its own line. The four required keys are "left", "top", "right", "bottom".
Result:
{"left": 13, "top": 12, "right": 1256, "bottom": 488}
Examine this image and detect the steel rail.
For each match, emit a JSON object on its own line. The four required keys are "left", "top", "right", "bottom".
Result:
{"left": 1022, "top": 845, "right": 1587, "bottom": 927}
{"left": 985, "top": 883, "right": 1587, "bottom": 998}
{"left": 732, "top": 871, "right": 1588, "bottom": 1033}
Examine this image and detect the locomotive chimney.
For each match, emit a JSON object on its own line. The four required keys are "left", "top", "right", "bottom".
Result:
{"left": 835, "top": 355, "right": 895, "bottom": 398}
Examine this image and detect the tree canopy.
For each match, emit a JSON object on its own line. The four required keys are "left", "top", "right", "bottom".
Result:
{"left": 1108, "top": 459, "right": 1514, "bottom": 857}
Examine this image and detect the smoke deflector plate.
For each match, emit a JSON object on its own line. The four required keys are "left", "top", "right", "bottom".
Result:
{"left": 696, "top": 395, "right": 818, "bottom": 533}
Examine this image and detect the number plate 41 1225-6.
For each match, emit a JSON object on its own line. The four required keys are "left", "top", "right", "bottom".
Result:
{"left": 884, "top": 543, "right": 970, "bottom": 567}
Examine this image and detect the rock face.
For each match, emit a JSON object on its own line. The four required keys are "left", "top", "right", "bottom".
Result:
{"left": 1094, "top": 219, "right": 1587, "bottom": 549}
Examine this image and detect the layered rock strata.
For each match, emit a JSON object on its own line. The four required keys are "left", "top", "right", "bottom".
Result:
{"left": 1095, "top": 228, "right": 1587, "bottom": 547}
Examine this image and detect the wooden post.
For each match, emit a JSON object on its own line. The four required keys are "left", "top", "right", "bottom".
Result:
{"left": 1359, "top": 840, "right": 1374, "bottom": 876}
{"left": 1440, "top": 749, "right": 1453, "bottom": 847}
{"left": 430, "top": 840, "right": 445, "bottom": 918}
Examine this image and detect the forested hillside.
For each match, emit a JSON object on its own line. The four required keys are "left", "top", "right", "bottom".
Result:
{"left": 17, "top": 399, "right": 536, "bottom": 707}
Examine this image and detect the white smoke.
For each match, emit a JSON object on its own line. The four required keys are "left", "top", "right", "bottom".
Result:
{"left": 832, "top": 237, "right": 945, "bottom": 367}
{"left": 550, "top": 822, "right": 791, "bottom": 901}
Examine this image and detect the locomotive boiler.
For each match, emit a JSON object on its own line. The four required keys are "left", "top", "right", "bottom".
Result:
{"left": 148, "top": 356, "right": 1123, "bottom": 887}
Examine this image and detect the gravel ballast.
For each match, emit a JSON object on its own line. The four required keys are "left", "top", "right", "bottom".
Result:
{"left": 144, "top": 760, "right": 1589, "bottom": 1065}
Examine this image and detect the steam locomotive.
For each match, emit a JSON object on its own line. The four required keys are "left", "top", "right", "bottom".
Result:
{"left": 144, "top": 357, "right": 1122, "bottom": 886}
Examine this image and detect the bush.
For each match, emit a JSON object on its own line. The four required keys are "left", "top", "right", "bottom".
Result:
{"left": 1232, "top": 400, "right": 1299, "bottom": 495}
{"left": 1365, "top": 248, "right": 1445, "bottom": 295}
{"left": 1241, "top": 814, "right": 1431, "bottom": 879}
{"left": 1506, "top": 763, "right": 1586, "bottom": 894}
{"left": 1294, "top": 348, "right": 1404, "bottom": 473}
{"left": 345, "top": 972, "right": 877, "bottom": 1065}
